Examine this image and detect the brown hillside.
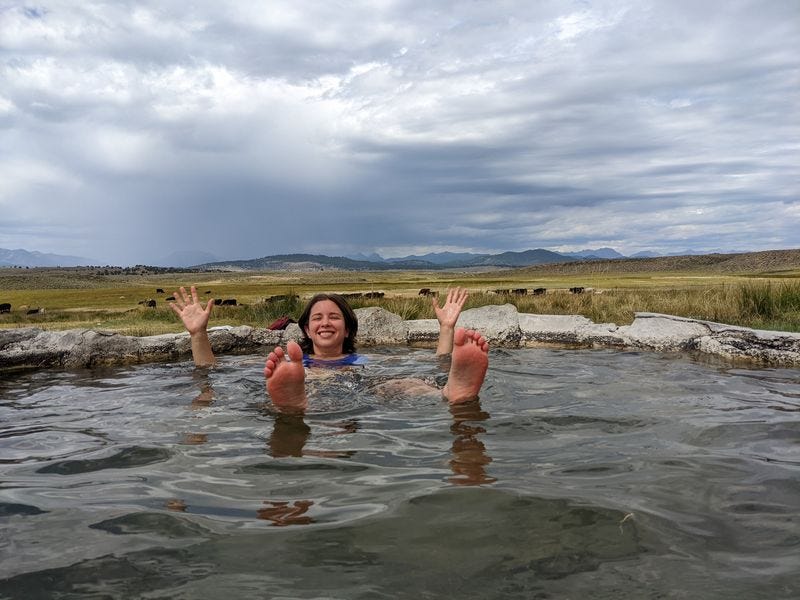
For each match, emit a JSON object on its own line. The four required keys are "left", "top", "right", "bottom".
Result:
{"left": 512, "top": 249, "right": 800, "bottom": 276}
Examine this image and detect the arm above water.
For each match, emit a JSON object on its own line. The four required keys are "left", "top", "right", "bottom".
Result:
{"left": 433, "top": 287, "right": 469, "bottom": 356}
{"left": 169, "top": 285, "right": 216, "bottom": 367}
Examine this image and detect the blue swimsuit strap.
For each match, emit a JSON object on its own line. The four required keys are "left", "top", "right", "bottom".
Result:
{"left": 302, "top": 353, "right": 366, "bottom": 368}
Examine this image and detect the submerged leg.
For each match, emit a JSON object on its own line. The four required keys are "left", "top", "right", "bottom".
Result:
{"left": 371, "top": 377, "right": 441, "bottom": 401}
{"left": 264, "top": 341, "right": 307, "bottom": 409}
{"left": 442, "top": 328, "right": 489, "bottom": 404}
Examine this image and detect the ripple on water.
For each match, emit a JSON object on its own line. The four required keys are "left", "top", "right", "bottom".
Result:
{"left": 88, "top": 511, "right": 214, "bottom": 539}
{"left": 683, "top": 421, "right": 800, "bottom": 465}
{"left": 0, "top": 429, "right": 106, "bottom": 464}
{"left": 0, "top": 502, "right": 47, "bottom": 517}
{"left": 36, "top": 445, "right": 172, "bottom": 475}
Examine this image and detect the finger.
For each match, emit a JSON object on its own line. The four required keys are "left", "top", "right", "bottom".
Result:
{"left": 190, "top": 285, "right": 200, "bottom": 303}
{"left": 172, "top": 289, "right": 185, "bottom": 308}
{"left": 205, "top": 299, "right": 214, "bottom": 313}
{"left": 178, "top": 286, "right": 191, "bottom": 304}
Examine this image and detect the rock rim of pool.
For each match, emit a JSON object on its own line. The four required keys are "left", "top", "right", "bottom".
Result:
{"left": 1, "top": 304, "right": 799, "bottom": 370}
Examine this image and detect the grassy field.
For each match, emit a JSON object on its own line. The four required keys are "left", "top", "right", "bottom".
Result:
{"left": 1, "top": 251, "right": 799, "bottom": 336}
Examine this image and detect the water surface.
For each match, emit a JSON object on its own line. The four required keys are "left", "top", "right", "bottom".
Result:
{"left": 1, "top": 348, "right": 798, "bottom": 599}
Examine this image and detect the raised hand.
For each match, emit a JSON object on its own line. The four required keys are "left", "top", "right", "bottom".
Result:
{"left": 169, "top": 285, "right": 213, "bottom": 335}
{"left": 433, "top": 287, "right": 469, "bottom": 355}
{"left": 433, "top": 287, "right": 469, "bottom": 329}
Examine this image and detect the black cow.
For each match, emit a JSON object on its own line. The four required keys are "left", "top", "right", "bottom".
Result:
{"left": 26, "top": 307, "right": 41, "bottom": 315}
{"left": 493, "top": 289, "right": 511, "bottom": 295}
{"left": 221, "top": 298, "right": 237, "bottom": 306}
{"left": 267, "top": 294, "right": 299, "bottom": 303}
{"left": 0, "top": 303, "right": 10, "bottom": 313}
{"left": 145, "top": 299, "right": 156, "bottom": 307}
{"left": 205, "top": 290, "right": 212, "bottom": 294}
{"left": 213, "top": 299, "right": 222, "bottom": 305}
{"left": 512, "top": 288, "right": 527, "bottom": 296}
{"left": 165, "top": 296, "right": 176, "bottom": 301}
{"left": 156, "top": 288, "right": 165, "bottom": 294}
{"left": 532, "top": 288, "right": 546, "bottom": 295}
{"left": 364, "top": 292, "right": 384, "bottom": 299}
{"left": 569, "top": 287, "right": 585, "bottom": 294}
{"left": 341, "top": 293, "right": 363, "bottom": 299}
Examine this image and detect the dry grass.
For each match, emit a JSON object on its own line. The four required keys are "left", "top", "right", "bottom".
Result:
{"left": 1, "top": 254, "right": 799, "bottom": 335}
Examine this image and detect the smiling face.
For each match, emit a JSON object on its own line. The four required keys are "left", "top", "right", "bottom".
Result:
{"left": 304, "top": 299, "right": 349, "bottom": 358}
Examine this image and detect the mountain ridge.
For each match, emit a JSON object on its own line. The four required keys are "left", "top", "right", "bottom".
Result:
{"left": 0, "top": 246, "right": 772, "bottom": 271}
{"left": 195, "top": 248, "right": 799, "bottom": 274}
{"left": 0, "top": 248, "right": 96, "bottom": 268}
{"left": 196, "top": 249, "right": 593, "bottom": 271}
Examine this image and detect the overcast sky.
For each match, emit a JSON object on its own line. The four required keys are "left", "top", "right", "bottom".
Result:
{"left": 1, "top": 0, "right": 798, "bottom": 265}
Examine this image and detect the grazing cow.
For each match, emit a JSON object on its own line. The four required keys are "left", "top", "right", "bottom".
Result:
{"left": 166, "top": 296, "right": 176, "bottom": 301}
{"left": 532, "top": 288, "right": 546, "bottom": 296}
{"left": 145, "top": 299, "right": 156, "bottom": 308}
{"left": 341, "top": 293, "right": 364, "bottom": 299}
{"left": 493, "top": 289, "right": 511, "bottom": 295}
{"left": 364, "top": 291, "right": 384, "bottom": 299}
{"left": 0, "top": 303, "right": 10, "bottom": 313}
{"left": 512, "top": 288, "right": 527, "bottom": 296}
{"left": 418, "top": 288, "right": 431, "bottom": 295}
{"left": 569, "top": 287, "right": 585, "bottom": 294}
{"left": 205, "top": 290, "right": 212, "bottom": 294}
{"left": 213, "top": 299, "right": 222, "bottom": 305}
{"left": 221, "top": 298, "right": 237, "bottom": 306}
{"left": 26, "top": 307, "right": 41, "bottom": 315}
{"left": 156, "top": 288, "right": 165, "bottom": 294}
{"left": 267, "top": 294, "right": 299, "bottom": 303}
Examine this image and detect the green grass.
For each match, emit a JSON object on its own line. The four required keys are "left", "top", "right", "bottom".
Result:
{"left": 736, "top": 281, "right": 800, "bottom": 330}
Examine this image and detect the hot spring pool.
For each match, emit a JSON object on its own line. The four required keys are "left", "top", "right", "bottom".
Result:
{"left": 1, "top": 347, "right": 798, "bottom": 599}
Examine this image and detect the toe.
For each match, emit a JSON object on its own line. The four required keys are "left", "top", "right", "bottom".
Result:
{"left": 287, "top": 341, "right": 303, "bottom": 361}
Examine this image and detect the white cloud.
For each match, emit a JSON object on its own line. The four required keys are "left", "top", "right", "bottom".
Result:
{"left": 0, "top": 0, "right": 797, "bottom": 263}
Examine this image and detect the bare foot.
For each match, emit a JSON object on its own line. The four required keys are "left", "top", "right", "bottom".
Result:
{"left": 264, "top": 341, "right": 307, "bottom": 409}
{"left": 443, "top": 328, "right": 489, "bottom": 404}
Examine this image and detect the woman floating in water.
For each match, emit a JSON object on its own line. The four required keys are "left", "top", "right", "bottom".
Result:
{"left": 169, "top": 286, "right": 489, "bottom": 410}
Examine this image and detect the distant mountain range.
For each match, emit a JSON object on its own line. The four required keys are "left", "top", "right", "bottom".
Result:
{"left": 0, "top": 248, "right": 220, "bottom": 268}
{"left": 194, "top": 247, "right": 723, "bottom": 271}
{"left": 0, "top": 248, "right": 96, "bottom": 268}
{"left": 0, "top": 246, "right": 745, "bottom": 270}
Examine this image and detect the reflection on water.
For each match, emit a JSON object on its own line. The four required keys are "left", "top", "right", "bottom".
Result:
{"left": 257, "top": 499, "right": 315, "bottom": 526}
{"left": 268, "top": 413, "right": 311, "bottom": 457}
{"left": 0, "top": 348, "right": 799, "bottom": 599}
{"left": 448, "top": 400, "right": 495, "bottom": 486}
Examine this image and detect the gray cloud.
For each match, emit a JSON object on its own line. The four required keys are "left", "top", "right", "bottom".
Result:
{"left": 1, "top": 0, "right": 797, "bottom": 264}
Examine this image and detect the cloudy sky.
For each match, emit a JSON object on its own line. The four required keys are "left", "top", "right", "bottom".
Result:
{"left": 1, "top": 0, "right": 798, "bottom": 265}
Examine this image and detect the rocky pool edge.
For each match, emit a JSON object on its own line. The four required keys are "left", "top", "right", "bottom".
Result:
{"left": 1, "top": 304, "right": 799, "bottom": 370}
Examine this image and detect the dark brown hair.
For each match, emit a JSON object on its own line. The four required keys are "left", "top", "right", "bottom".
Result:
{"left": 297, "top": 293, "right": 358, "bottom": 355}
